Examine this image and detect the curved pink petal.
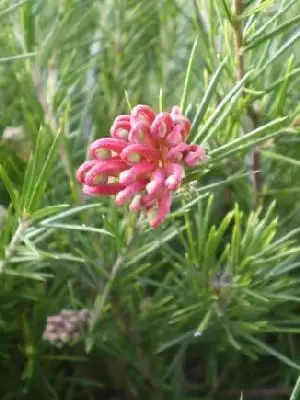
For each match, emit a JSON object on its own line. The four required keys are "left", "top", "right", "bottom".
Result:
{"left": 131, "top": 105, "right": 155, "bottom": 126}
{"left": 165, "top": 163, "right": 184, "bottom": 191}
{"left": 110, "top": 121, "right": 131, "bottom": 140}
{"left": 150, "top": 112, "right": 173, "bottom": 139}
{"left": 119, "top": 161, "right": 155, "bottom": 185}
{"left": 128, "top": 121, "right": 156, "bottom": 147}
{"left": 165, "top": 125, "right": 183, "bottom": 147}
{"left": 148, "top": 190, "right": 173, "bottom": 229}
{"left": 114, "top": 115, "right": 130, "bottom": 124}
{"left": 172, "top": 115, "right": 191, "bottom": 139}
{"left": 76, "top": 160, "right": 98, "bottom": 184}
{"left": 84, "top": 160, "right": 128, "bottom": 186}
{"left": 120, "top": 144, "right": 159, "bottom": 165}
{"left": 146, "top": 168, "right": 165, "bottom": 196}
{"left": 141, "top": 193, "right": 158, "bottom": 209}
{"left": 83, "top": 183, "right": 125, "bottom": 196}
{"left": 90, "top": 138, "right": 128, "bottom": 159}
{"left": 115, "top": 180, "right": 148, "bottom": 206}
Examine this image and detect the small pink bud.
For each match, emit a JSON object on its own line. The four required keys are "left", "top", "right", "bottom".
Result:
{"left": 150, "top": 112, "right": 173, "bottom": 139}
{"left": 146, "top": 168, "right": 165, "bottom": 195}
{"left": 121, "top": 144, "right": 159, "bottom": 165}
{"left": 165, "top": 163, "right": 184, "bottom": 191}
{"left": 90, "top": 138, "right": 128, "bottom": 159}
{"left": 84, "top": 160, "right": 128, "bottom": 186}
{"left": 131, "top": 105, "right": 155, "bottom": 125}
{"left": 76, "top": 160, "right": 98, "bottom": 184}
{"left": 148, "top": 190, "right": 172, "bottom": 229}
{"left": 119, "top": 161, "right": 155, "bottom": 185}
{"left": 184, "top": 144, "right": 208, "bottom": 167}
{"left": 110, "top": 121, "right": 131, "bottom": 140}
{"left": 115, "top": 180, "right": 148, "bottom": 206}
{"left": 83, "top": 183, "right": 125, "bottom": 196}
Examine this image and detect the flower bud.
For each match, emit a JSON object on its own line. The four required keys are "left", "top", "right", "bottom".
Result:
{"left": 184, "top": 144, "right": 208, "bottom": 167}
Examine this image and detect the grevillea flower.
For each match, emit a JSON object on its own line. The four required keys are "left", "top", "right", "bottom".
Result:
{"left": 76, "top": 105, "right": 208, "bottom": 228}
{"left": 43, "top": 309, "right": 92, "bottom": 347}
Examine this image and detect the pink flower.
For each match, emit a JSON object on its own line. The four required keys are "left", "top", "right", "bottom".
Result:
{"left": 77, "top": 104, "right": 208, "bottom": 228}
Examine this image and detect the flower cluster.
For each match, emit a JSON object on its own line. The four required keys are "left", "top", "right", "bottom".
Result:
{"left": 43, "top": 309, "right": 91, "bottom": 347}
{"left": 77, "top": 105, "right": 208, "bottom": 228}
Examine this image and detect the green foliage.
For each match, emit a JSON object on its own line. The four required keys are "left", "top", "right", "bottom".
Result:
{"left": 1, "top": 0, "right": 300, "bottom": 398}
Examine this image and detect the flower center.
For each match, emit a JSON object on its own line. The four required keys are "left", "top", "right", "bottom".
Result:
{"left": 157, "top": 138, "right": 169, "bottom": 170}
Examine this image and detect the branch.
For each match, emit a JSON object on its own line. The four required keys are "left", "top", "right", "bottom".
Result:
{"left": 232, "top": 0, "right": 245, "bottom": 80}
{"left": 232, "top": 0, "right": 261, "bottom": 209}
{"left": 104, "top": 217, "right": 159, "bottom": 391}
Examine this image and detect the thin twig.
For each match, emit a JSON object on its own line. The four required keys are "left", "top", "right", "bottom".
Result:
{"left": 232, "top": 0, "right": 245, "bottom": 80}
{"left": 232, "top": 0, "right": 261, "bottom": 209}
